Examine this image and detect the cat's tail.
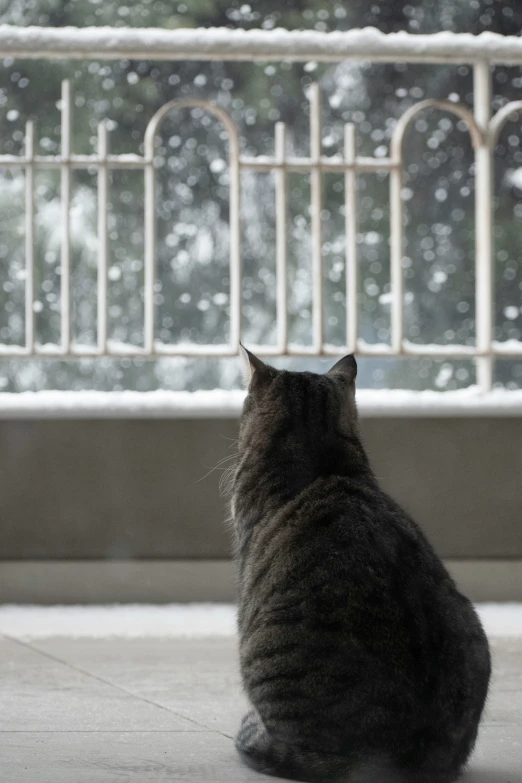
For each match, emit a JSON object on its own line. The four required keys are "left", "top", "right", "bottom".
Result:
{"left": 235, "top": 710, "right": 409, "bottom": 783}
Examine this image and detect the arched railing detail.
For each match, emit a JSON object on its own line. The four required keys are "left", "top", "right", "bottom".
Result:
{"left": 388, "top": 99, "right": 485, "bottom": 359}
{"left": 489, "top": 101, "right": 522, "bottom": 145}
{"left": 143, "top": 99, "right": 241, "bottom": 353}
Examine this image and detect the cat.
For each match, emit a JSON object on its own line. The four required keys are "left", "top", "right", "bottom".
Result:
{"left": 230, "top": 347, "right": 490, "bottom": 783}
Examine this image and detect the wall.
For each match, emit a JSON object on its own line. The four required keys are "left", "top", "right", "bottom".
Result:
{"left": 1, "top": 416, "right": 521, "bottom": 601}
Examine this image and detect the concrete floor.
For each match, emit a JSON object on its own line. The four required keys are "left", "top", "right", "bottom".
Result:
{"left": 0, "top": 633, "right": 520, "bottom": 782}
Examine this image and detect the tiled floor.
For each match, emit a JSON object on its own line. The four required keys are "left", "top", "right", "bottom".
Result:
{"left": 0, "top": 633, "right": 520, "bottom": 782}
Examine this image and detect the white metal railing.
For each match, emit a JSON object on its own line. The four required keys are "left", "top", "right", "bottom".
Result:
{"left": 1, "top": 27, "right": 522, "bottom": 393}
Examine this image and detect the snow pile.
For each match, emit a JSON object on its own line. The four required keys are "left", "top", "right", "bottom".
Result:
{"left": 1, "top": 26, "right": 522, "bottom": 64}
{"left": 0, "top": 603, "right": 520, "bottom": 640}
{"left": 0, "top": 387, "right": 521, "bottom": 418}
{"left": 356, "top": 387, "right": 522, "bottom": 416}
{"left": 0, "top": 389, "right": 246, "bottom": 418}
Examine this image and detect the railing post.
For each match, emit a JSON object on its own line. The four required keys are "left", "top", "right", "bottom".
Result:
{"left": 474, "top": 60, "right": 494, "bottom": 392}
{"left": 228, "top": 118, "right": 241, "bottom": 352}
{"left": 24, "top": 120, "right": 34, "bottom": 354}
{"left": 60, "top": 79, "right": 71, "bottom": 352}
{"left": 344, "top": 123, "right": 357, "bottom": 353}
{"left": 274, "top": 121, "right": 288, "bottom": 353}
{"left": 97, "top": 121, "right": 109, "bottom": 353}
{"left": 309, "top": 83, "right": 323, "bottom": 353}
{"left": 143, "top": 127, "right": 156, "bottom": 355}
{"left": 389, "top": 152, "right": 404, "bottom": 355}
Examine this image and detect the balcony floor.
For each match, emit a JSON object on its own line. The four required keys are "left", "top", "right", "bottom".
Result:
{"left": 0, "top": 623, "right": 521, "bottom": 782}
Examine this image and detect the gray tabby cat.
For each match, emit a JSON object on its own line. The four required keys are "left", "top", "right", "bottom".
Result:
{"left": 231, "top": 347, "right": 490, "bottom": 783}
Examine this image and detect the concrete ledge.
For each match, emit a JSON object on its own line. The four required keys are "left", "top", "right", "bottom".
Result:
{"left": 0, "top": 560, "right": 235, "bottom": 604}
{"left": 447, "top": 560, "right": 522, "bottom": 602}
{"left": 1, "top": 559, "right": 521, "bottom": 604}
{"left": 1, "top": 389, "right": 522, "bottom": 418}
{"left": 2, "top": 418, "right": 522, "bottom": 560}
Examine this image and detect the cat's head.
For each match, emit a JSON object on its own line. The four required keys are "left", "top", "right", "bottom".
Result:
{"left": 237, "top": 345, "right": 359, "bottom": 452}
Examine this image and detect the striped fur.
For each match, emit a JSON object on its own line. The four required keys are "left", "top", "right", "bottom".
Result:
{"left": 231, "top": 352, "right": 490, "bottom": 783}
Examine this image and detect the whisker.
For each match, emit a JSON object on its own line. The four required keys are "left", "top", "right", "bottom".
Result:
{"left": 220, "top": 434, "right": 238, "bottom": 444}
{"left": 214, "top": 453, "right": 238, "bottom": 467}
{"left": 220, "top": 462, "right": 238, "bottom": 496}
{"left": 195, "top": 452, "right": 238, "bottom": 483}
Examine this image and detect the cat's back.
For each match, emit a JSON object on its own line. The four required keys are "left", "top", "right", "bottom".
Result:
{"left": 238, "top": 472, "right": 486, "bottom": 691}
{"left": 239, "top": 472, "right": 448, "bottom": 615}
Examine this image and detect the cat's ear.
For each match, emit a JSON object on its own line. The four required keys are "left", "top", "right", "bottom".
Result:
{"left": 327, "top": 354, "right": 357, "bottom": 384}
{"left": 239, "top": 344, "right": 270, "bottom": 387}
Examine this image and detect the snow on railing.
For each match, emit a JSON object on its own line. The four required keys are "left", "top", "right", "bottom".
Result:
{"left": 2, "top": 26, "right": 522, "bottom": 64}
{"left": 1, "top": 27, "right": 522, "bottom": 393}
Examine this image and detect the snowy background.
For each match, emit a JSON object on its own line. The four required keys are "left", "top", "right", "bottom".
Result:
{"left": 0, "top": 1, "right": 522, "bottom": 393}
